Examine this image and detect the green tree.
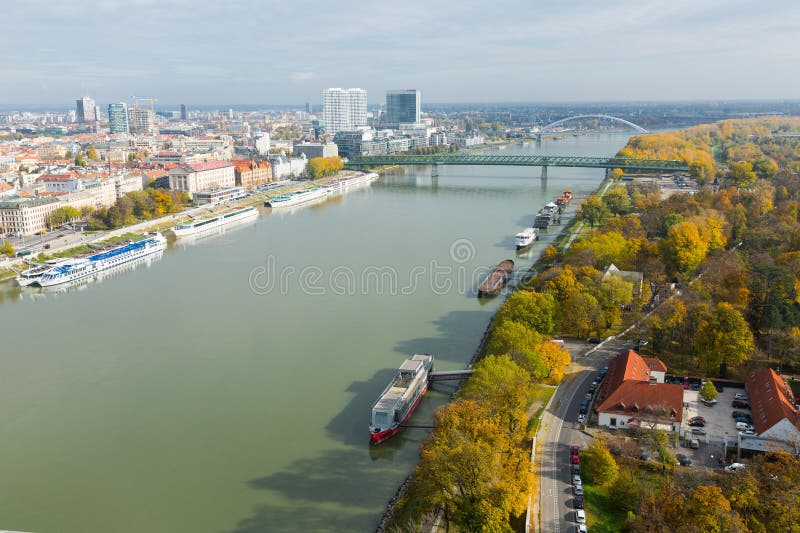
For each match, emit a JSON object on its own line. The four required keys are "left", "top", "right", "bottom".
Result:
{"left": 577, "top": 196, "right": 610, "bottom": 228}
{"left": 580, "top": 439, "right": 618, "bottom": 486}
{"left": 74, "top": 152, "right": 87, "bottom": 167}
{"left": 462, "top": 355, "right": 531, "bottom": 439}
{"left": 494, "top": 290, "right": 557, "bottom": 335}
{"left": 1, "top": 240, "right": 14, "bottom": 257}
{"left": 728, "top": 161, "right": 757, "bottom": 188}
{"left": 602, "top": 187, "right": 632, "bottom": 216}
{"left": 486, "top": 320, "right": 543, "bottom": 358}
{"left": 699, "top": 380, "right": 719, "bottom": 401}
{"left": 694, "top": 302, "right": 755, "bottom": 376}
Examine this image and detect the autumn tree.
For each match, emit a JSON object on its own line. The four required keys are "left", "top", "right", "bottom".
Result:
{"left": 577, "top": 196, "right": 610, "bottom": 228}
{"left": 660, "top": 220, "right": 709, "bottom": 273}
{"left": 699, "top": 379, "right": 718, "bottom": 401}
{"left": 531, "top": 341, "right": 571, "bottom": 384}
{"left": 494, "top": 290, "right": 557, "bottom": 335}
{"left": 686, "top": 485, "right": 745, "bottom": 533}
{"left": 728, "top": 161, "right": 757, "bottom": 188}
{"left": 87, "top": 144, "right": 98, "bottom": 161}
{"left": 602, "top": 187, "right": 632, "bottom": 216}
{"left": 1, "top": 240, "right": 14, "bottom": 257}
{"left": 694, "top": 302, "right": 755, "bottom": 376}
{"left": 462, "top": 355, "right": 532, "bottom": 439}
{"left": 580, "top": 439, "right": 618, "bottom": 486}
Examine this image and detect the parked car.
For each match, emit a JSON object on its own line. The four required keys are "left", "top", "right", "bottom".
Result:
{"left": 575, "top": 509, "right": 586, "bottom": 523}
{"left": 740, "top": 430, "right": 757, "bottom": 437}
{"left": 691, "top": 428, "right": 707, "bottom": 436}
{"left": 700, "top": 398, "right": 718, "bottom": 406}
{"left": 734, "top": 393, "right": 749, "bottom": 400}
{"left": 573, "top": 485, "right": 584, "bottom": 496}
{"left": 725, "top": 462, "right": 746, "bottom": 472}
{"left": 572, "top": 463, "right": 581, "bottom": 474}
{"left": 736, "top": 422, "right": 754, "bottom": 431}
{"left": 689, "top": 439, "right": 700, "bottom": 449}
{"left": 689, "top": 420, "right": 705, "bottom": 427}
{"left": 732, "top": 400, "right": 751, "bottom": 409}
{"left": 587, "top": 337, "right": 601, "bottom": 344}
{"left": 689, "top": 416, "right": 705, "bottom": 423}
{"left": 578, "top": 414, "right": 586, "bottom": 424}
{"left": 571, "top": 454, "right": 580, "bottom": 465}
{"left": 676, "top": 453, "right": 693, "bottom": 466}
{"left": 734, "top": 414, "right": 753, "bottom": 424}
{"left": 576, "top": 525, "right": 588, "bottom": 533}
{"left": 572, "top": 474, "right": 582, "bottom": 485}
{"left": 573, "top": 495, "right": 584, "bottom": 509}
{"left": 570, "top": 445, "right": 581, "bottom": 455}
{"left": 731, "top": 411, "right": 749, "bottom": 419}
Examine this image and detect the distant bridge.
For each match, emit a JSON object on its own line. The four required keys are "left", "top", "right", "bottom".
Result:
{"left": 346, "top": 154, "right": 688, "bottom": 178}
{"left": 538, "top": 114, "right": 649, "bottom": 136}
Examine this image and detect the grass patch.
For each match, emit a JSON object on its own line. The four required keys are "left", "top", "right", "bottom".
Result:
{"left": 528, "top": 383, "right": 557, "bottom": 434}
{"left": 583, "top": 483, "right": 628, "bottom": 533}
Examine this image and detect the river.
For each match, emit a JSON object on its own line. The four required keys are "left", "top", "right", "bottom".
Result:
{"left": 0, "top": 134, "right": 631, "bottom": 533}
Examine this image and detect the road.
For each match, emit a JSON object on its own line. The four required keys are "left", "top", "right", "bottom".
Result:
{"left": 536, "top": 337, "right": 633, "bottom": 533}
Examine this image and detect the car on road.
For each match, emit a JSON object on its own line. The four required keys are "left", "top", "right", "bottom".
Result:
{"left": 573, "top": 495, "right": 584, "bottom": 509}
{"left": 691, "top": 428, "right": 707, "bottom": 437}
{"left": 572, "top": 474, "right": 582, "bottom": 485}
{"left": 734, "top": 393, "right": 749, "bottom": 400}
{"left": 573, "top": 485, "right": 584, "bottom": 496}
{"left": 732, "top": 400, "right": 751, "bottom": 409}
{"left": 676, "top": 453, "right": 693, "bottom": 466}
{"left": 575, "top": 509, "right": 586, "bottom": 523}
{"left": 725, "top": 462, "right": 746, "bottom": 472}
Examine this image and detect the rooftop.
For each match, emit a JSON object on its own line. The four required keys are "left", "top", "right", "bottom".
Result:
{"left": 745, "top": 368, "right": 799, "bottom": 435}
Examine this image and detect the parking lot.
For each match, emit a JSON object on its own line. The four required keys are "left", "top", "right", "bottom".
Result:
{"left": 680, "top": 386, "right": 747, "bottom": 467}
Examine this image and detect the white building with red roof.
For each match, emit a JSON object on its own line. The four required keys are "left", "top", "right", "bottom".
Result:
{"left": 167, "top": 161, "right": 235, "bottom": 198}
{"left": 739, "top": 369, "right": 800, "bottom": 454}
{"left": 595, "top": 350, "right": 684, "bottom": 432}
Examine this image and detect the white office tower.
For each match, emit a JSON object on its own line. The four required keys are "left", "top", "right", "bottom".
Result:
{"left": 323, "top": 88, "right": 367, "bottom": 135}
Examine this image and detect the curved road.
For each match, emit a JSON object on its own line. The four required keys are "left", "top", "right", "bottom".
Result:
{"left": 537, "top": 338, "right": 631, "bottom": 532}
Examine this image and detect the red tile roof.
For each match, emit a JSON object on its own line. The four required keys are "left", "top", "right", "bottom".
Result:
{"left": 595, "top": 349, "right": 684, "bottom": 423}
{"left": 643, "top": 357, "right": 668, "bottom": 373}
{"left": 745, "top": 368, "right": 800, "bottom": 435}
{"left": 188, "top": 160, "right": 233, "bottom": 172}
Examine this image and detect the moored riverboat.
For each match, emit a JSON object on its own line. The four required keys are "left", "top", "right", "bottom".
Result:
{"left": 369, "top": 354, "right": 434, "bottom": 445}
{"left": 477, "top": 259, "right": 514, "bottom": 297}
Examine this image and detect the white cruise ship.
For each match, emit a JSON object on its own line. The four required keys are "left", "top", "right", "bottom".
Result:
{"left": 33, "top": 233, "right": 167, "bottom": 287}
{"left": 16, "top": 259, "right": 69, "bottom": 286}
{"left": 327, "top": 172, "right": 379, "bottom": 193}
{"left": 515, "top": 227, "right": 538, "bottom": 250}
{"left": 264, "top": 187, "right": 328, "bottom": 208}
{"left": 173, "top": 206, "right": 258, "bottom": 237}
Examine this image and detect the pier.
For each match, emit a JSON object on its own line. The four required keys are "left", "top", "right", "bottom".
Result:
{"left": 428, "top": 369, "right": 473, "bottom": 382}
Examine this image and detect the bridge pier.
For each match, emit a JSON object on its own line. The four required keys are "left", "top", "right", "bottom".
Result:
{"left": 431, "top": 164, "right": 439, "bottom": 177}
{"left": 536, "top": 133, "right": 542, "bottom": 143}
{"left": 541, "top": 166, "right": 548, "bottom": 179}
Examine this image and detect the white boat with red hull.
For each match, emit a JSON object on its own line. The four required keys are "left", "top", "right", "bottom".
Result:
{"left": 369, "top": 354, "right": 434, "bottom": 444}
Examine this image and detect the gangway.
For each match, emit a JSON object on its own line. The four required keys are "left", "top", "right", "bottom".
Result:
{"left": 428, "top": 369, "right": 473, "bottom": 382}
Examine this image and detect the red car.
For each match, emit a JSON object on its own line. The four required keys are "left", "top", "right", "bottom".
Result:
{"left": 688, "top": 416, "right": 706, "bottom": 424}
{"left": 571, "top": 453, "right": 581, "bottom": 465}
{"left": 570, "top": 445, "right": 581, "bottom": 455}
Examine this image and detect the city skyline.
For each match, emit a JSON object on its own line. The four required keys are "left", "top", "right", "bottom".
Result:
{"left": 2, "top": 0, "right": 798, "bottom": 105}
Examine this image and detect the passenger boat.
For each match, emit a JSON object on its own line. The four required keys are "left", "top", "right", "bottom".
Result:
{"left": 32, "top": 250, "right": 164, "bottom": 293}
{"left": 264, "top": 187, "right": 328, "bottom": 208}
{"left": 16, "top": 259, "right": 68, "bottom": 286}
{"left": 534, "top": 202, "right": 562, "bottom": 229}
{"left": 33, "top": 233, "right": 167, "bottom": 287}
{"left": 172, "top": 206, "right": 259, "bottom": 237}
{"left": 327, "top": 172, "right": 378, "bottom": 193}
{"left": 515, "top": 227, "right": 538, "bottom": 250}
{"left": 477, "top": 259, "right": 514, "bottom": 297}
{"left": 370, "top": 354, "right": 434, "bottom": 444}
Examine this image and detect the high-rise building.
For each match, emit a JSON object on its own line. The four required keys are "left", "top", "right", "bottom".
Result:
{"left": 129, "top": 107, "right": 155, "bottom": 135}
{"left": 386, "top": 90, "right": 420, "bottom": 127}
{"left": 180, "top": 104, "right": 188, "bottom": 121}
{"left": 76, "top": 96, "right": 96, "bottom": 123}
{"left": 108, "top": 102, "right": 130, "bottom": 134}
{"left": 323, "top": 88, "right": 367, "bottom": 135}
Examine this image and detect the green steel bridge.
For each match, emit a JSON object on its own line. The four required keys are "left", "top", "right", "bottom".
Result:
{"left": 346, "top": 154, "right": 689, "bottom": 178}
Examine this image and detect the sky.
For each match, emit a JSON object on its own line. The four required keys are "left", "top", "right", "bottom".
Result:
{"left": 1, "top": 0, "right": 799, "bottom": 106}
